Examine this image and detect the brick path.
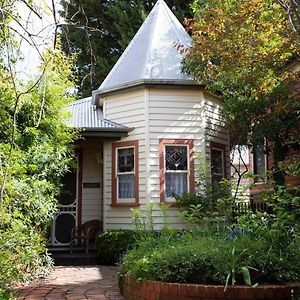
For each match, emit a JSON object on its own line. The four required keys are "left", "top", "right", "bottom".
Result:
{"left": 16, "top": 266, "right": 125, "bottom": 300}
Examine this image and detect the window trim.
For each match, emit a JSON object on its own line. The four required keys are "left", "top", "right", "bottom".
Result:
{"left": 252, "top": 140, "right": 267, "bottom": 181}
{"left": 159, "top": 139, "right": 195, "bottom": 203}
{"left": 210, "top": 142, "right": 227, "bottom": 184}
{"left": 112, "top": 140, "right": 139, "bottom": 207}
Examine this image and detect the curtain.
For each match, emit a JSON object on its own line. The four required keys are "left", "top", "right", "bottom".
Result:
{"left": 165, "top": 172, "right": 187, "bottom": 198}
{"left": 118, "top": 174, "right": 135, "bottom": 199}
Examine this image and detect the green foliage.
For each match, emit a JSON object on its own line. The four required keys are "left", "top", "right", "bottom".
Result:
{"left": 121, "top": 182, "right": 300, "bottom": 287}
{"left": 96, "top": 230, "right": 141, "bottom": 265}
{"left": 265, "top": 186, "right": 300, "bottom": 225}
{"left": 184, "top": 0, "right": 300, "bottom": 184}
{"left": 59, "top": 0, "right": 193, "bottom": 97}
{"left": 131, "top": 201, "right": 171, "bottom": 232}
{"left": 175, "top": 154, "right": 236, "bottom": 226}
{"left": 0, "top": 289, "right": 14, "bottom": 300}
{"left": 120, "top": 228, "right": 300, "bottom": 286}
{"left": 0, "top": 48, "right": 77, "bottom": 291}
{"left": 224, "top": 247, "right": 258, "bottom": 292}
{"left": 237, "top": 188, "right": 300, "bottom": 248}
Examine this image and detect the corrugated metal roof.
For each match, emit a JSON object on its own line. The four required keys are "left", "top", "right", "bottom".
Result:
{"left": 98, "top": 0, "right": 193, "bottom": 93}
{"left": 66, "top": 97, "right": 130, "bottom": 131}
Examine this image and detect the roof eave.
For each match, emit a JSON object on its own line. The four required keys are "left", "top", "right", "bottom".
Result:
{"left": 100, "top": 78, "right": 201, "bottom": 95}
{"left": 93, "top": 79, "right": 204, "bottom": 106}
{"left": 81, "top": 126, "right": 133, "bottom": 132}
{"left": 75, "top": 126, "right": 134, "bottom": 138}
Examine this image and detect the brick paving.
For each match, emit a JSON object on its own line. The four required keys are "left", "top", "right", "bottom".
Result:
{"left": 16, "top": 266, "right": 125, "bottom": 300}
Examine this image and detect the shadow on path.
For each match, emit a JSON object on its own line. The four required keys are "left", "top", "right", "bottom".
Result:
{"left": 16, "top": 266, "right": 125, "bottom": 300}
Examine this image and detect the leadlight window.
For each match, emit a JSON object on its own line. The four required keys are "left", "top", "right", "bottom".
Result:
{"left": 211, "top": 146, "right": 225, "bottom": 185}
{"left": 117, "top": 147, "right": 135, "bottom": 199}
{"left": 165, "top": 145, "right": 188, "bottom": 198}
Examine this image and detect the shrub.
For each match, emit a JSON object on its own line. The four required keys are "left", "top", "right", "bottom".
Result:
{"left": 174, "top": 154, "right": 238, "bottom": 227}
{"left": 0, "top": 289, "right": 12, "bottom": 300}
{"left": 0, "top": 50, "right": 76, "bottom": 294}
{"left": 96, "top": 230, "right": 141, "bottom": 265}
{"left": 119, "top": 229, "right": 300, "bottom": 285}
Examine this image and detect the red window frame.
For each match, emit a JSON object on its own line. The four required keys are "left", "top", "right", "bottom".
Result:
{"left": 112, "top": 140, "right": 139, "bottom": 207}
{"left": 210, "top": 141, "right": 227, "bottom": 185}
{"left": 159, "top": 139, "right": 195, "bottom": 203}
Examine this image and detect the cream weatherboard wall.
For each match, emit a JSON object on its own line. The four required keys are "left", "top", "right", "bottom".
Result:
{"left": 147, "top": 88, "right": 206, "bottom": 229}
{"left": 204, "top": 93, "right": 230, "bottom": 178}
{"left": 102, "top": 90, "right": 147, "bottom": 230}
{"left": 101, "top": 87, "right": 229, "bottom": 230}
{"left": 80, "top": 140, "right": 103, "bottom": 223}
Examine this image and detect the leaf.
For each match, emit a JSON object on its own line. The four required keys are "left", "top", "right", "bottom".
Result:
{"left": 224, "top": 273, "right": 231, "bottom": 292}
{"left": 241, "top": 266, "right": 251, "bottom": 286}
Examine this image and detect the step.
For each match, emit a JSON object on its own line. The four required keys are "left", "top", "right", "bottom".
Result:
{"left": 49, "top": 250, "right": 99, "bottom": 266}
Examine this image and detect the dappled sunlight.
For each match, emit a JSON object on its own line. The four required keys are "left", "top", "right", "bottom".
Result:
{"left": 16, "top": 266, "right": 124, "bottom": 299}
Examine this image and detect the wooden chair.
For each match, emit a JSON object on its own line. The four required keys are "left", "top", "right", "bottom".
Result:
{"left": 70, "top": 220, "right": 102, "bottom": 254}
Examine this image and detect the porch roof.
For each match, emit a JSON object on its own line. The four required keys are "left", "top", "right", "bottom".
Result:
{"left": 66, "top": 97, "right": 132, "bottom": 137}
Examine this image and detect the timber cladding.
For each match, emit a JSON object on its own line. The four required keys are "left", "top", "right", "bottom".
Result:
{"left": 121, "top": 276, "right": 300, "bottom": 300}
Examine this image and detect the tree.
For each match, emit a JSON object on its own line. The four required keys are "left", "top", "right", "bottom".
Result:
{"left": 59, "top": 0, "right": 192, "bottom": 97}
{"left": 184, "top": 0, "right": 300, "bottom": 185}
{"left": 0, "top": 0, "right": 77, "bottom": 295}
{"left": 276, "top": 0, "right": 300, "bottom": 39}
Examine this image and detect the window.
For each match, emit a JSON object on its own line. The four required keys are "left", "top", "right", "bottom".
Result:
{"left": 112, "top": 141, "right": 139, "bottom": 206}
{"left": 117, "top": 148, "right": 135, "bottom": 199}
{"left": 210, "top": 142, "right": 226, "bottom": 185}
{"left": 253, "top": 141, "right": 266, "bottom": 181}
{"left": 159, "top": 139, "right": 194, "bottom": 203}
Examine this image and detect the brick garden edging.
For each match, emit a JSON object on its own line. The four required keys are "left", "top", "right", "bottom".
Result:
{"left": 121, "top": 276, "right": 300, "bottom": 300}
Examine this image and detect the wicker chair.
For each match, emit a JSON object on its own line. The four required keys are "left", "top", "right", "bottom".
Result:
{"left": 70, "top": 220, "right": 102, "bottom": 254}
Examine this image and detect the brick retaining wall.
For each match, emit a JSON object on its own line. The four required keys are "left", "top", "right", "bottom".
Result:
{"left": 121, "top": 276, "right": 300, "bottom": 300}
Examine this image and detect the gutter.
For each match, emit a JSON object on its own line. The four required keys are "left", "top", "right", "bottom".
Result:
{"left": 92, "top": 79, "right": 203, "bottom": 107}
{"left": 81, "top": 126, "right": 134, "bottom": 132}
{"left": 77, "top": 126, "right": 134, "bottom": 138}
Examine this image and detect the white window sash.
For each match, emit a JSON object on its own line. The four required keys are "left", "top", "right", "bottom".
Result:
{"left": 164, "top": 144, "right": 189, "bottom": 200}
{"left": 116, "top": 146, "right": 135, "bottom": 201}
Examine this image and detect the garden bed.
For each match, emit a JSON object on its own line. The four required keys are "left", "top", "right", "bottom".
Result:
{"left": 121, "top": 276, "right": 300, "bottom": 300}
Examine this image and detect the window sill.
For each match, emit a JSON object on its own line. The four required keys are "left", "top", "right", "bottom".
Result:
{"left": 160, "top": 201, "right": 177, "bottom": 207}
{"left": 110, "top": 203, "right": 140, "bottom": 207}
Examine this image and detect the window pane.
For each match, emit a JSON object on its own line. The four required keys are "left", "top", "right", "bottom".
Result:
{"left": 165, "top": 146, "right": 187, "bottom": 171}
{"left": 118, "top": 174, "right": 135, "bottom": 199}
{"left": 165, "top": 173, "right": 187, "bottom": 198}
{"left": 254, "top": 143, "right": 265, "bottom": 176}
{"left": 212, "top": 149, "right": 223, "bottom": 175}
{"left": 118, "top": 148, "right": 134, "bottom": 173}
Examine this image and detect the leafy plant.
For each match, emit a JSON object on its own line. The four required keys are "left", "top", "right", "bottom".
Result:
{"left": 184, "top": 0, "right": 300, "bottom": 185}
{"left": 131, "top": 202, "right": 171, "bottom": 231}
{"left": 96, "top": 230, "right": 141, "bottom": 265}
{"left": 175, "top": 154, "right": 238, "bottom": 227}
{"left": 224, "top": 246, "right": 258, "bottom": 292}
{"left": 120, "top": 227, "right": 300, "bottom": 286}
{"left": 0, "top": 48, "right": 77, "bottom": 292}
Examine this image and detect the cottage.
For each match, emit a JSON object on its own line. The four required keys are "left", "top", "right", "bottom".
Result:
{"left": 48, "top": 0, "right": 229, "bottom": 247}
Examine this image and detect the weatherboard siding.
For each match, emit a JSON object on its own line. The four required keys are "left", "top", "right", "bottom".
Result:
{"left": 146, "top": 88, "right": 207, "bottom": 228}
{"left": 101, "top": 88, "right": 229, "bottom": 230}
{"left": 81, "top": 141, "right": 103, "bottom": 224}
{"left": 204, "top": 93, "right": 230, "bottom": 178}
{"left": 102, "top": 90, "right": 147, "bottom": 230}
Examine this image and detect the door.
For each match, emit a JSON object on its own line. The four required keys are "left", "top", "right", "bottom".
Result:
{"left": 49, "top": 154, "right": 81, "bottom": 246}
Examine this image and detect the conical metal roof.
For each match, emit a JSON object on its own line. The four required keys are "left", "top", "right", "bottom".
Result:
{"left": 98, "top": 0, "right": 193, "bottom": 93}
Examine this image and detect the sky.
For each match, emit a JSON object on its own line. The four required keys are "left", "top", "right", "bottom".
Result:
{"left": 15, "top": 0, "right": 63, "bottom": 81}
